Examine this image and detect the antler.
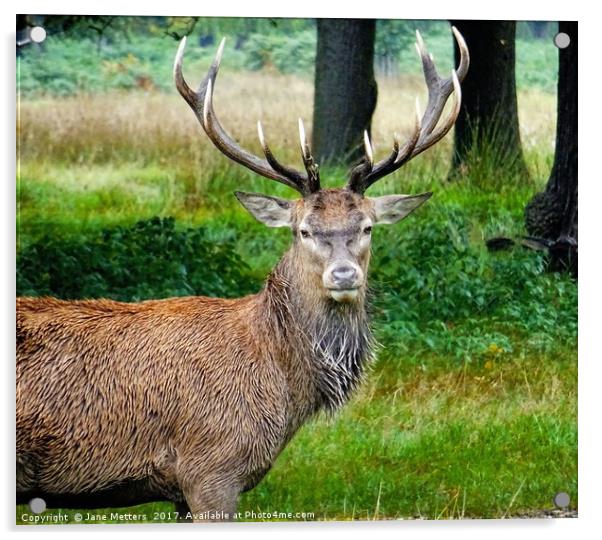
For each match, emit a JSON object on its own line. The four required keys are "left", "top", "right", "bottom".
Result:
{"left": 174, "top": 37, "right": 320, "bottom": 196}
{"left": 347, "top": 26, "right": 470, "bottom": 194}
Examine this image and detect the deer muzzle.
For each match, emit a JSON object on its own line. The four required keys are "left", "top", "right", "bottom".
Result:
{"left": 323, "top": 263, "right": 364, "bottom": 302}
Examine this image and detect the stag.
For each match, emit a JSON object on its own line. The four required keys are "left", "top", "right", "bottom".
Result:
{"left": 16, "top": 29, "right": 469, "bottom": 522}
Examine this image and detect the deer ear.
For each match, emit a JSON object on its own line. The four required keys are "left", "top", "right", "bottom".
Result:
{"left": 234, "top": 191, "right": 293, "bottom": 228}
{"left": 370, "top": 192, "right": 432, "bottom": 225}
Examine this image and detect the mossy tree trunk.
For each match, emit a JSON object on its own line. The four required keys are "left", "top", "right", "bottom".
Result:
{"left": 524, "top": 21, "right": 577, "bottom": 274}
{"left": 312, "top": 19, "right": 377, "bottom": 166}
{"left": 449, "top": 20, "right": 529, "bottom": 180}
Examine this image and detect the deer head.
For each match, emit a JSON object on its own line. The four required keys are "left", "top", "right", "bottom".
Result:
{"left": 174, "top": 28, "right": 469, "bottom": 304}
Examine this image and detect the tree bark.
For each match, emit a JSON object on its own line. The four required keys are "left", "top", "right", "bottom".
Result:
{"left": 313, "top": 19, "right": 377, "bottom": 166}
{"left": 524, "top": 21, "right": 577, "bottom": 275}
{"left": 450, "top": 20, "right": 529, "bottom": 180}
{"left": 16, "top": 14, "right": 31, "bottom": 54}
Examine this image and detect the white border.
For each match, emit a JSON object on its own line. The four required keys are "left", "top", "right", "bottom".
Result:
{"left": 4, "top": 1, "right": 598, "bottom": 539}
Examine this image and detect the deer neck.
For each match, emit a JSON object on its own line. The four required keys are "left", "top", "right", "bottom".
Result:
{"left": 257, "top": 248, "right": 374, "bottom": 417}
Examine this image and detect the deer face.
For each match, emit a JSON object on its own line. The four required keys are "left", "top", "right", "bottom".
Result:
{"left": 236, "top": 189, "right": 431, "bottom": 303}
{"left": 175, "top": 29, "right": 466, "bottom": 302}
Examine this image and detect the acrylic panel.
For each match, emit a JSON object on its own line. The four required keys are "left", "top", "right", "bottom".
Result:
{"left": 16, "top": 15, "right": 578, "bottom": 524}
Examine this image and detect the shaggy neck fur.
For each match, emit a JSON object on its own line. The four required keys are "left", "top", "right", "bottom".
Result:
{"left": 257, "top": 248, "right": 374, "bottom": 413}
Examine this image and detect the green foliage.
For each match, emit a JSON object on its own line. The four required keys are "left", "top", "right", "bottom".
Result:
{"left": 191, "top": 16, "right": 314, "bottom": 41}
{"left": 516, "top": 20, "right": 558, "bottom": 41}
{"left": 375, "top": 19, "right": 414, "bottom": 60}
{"left": 18, "top": 16, "right": 317, "bottom": 97}
{"left": 371, "top": 202, "right": 577, "bottom": 363}
{"left": 17, "top": 349, "right": 578, "bottom": 522}
{"left": 18, "top": 33, "right": 246, "bottom": 96}
{"left": 243, "top": 30, "right": 316, "bottom": 74}
{"left": 17, "top": 217, "right": 259, "bottom": 301}
{"left": 516, "top": 38, "right": 559, "bottom": 92}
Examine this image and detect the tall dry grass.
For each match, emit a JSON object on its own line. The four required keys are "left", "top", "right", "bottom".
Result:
{"left": 19, "top": 70, "right": 556, "bottom": 171}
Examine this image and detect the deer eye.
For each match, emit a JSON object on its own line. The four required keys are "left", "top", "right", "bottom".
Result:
{"left": 363, "top": 226, "right": 373, "bottom": 235}
{"left": 300, "top": 229, "right": 310, "bottom": 238}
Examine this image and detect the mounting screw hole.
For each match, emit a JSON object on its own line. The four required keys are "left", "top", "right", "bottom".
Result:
{"left": 30, "top": 26, "right": 47, "bottom": 44}
{"left": 553, "top": 492, "right": 570, "bottom": 509}
{"left": 554, "top": 32, "right": 570, "bottom": 49}
{"left": 28, "top": 497, "right": 47, "bottom": 514}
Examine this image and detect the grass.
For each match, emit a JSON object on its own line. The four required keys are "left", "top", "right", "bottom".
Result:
{"left": 16, "top": 64, "right": 576, "bottom": 522}
{"left": 241, "top": 349, "right": 576, "bottom": 520}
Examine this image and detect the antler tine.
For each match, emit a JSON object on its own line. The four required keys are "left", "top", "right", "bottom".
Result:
{"left": 411, "top": 69, "right": 462, "bottom": 157}
{"left": 363, "top": 131, "right": 374, "bottom": 168}
{"left": 174, "top": 37, "right": 319, "bottom": 196}
{"left": 347, "top": 129, "right": 377, "bottom": 192}
{"left": 415, "top": 30, "right": 439, "bottom": 95}
{"left": 173, "top": 37, "right": 197, "bottom": 109}
{"left": 256, "top": 121, "right": 310, "bottom": 191}
{"left": 395, "top": 97, "right": 422, "bottom": 165}
{"left": 347, "top": 97, "right": 420, "bottom": 194}
{"left": 298, "top": 118, "right": 321, "bottom": 192}
{"left": 346, "top": 27, "right": 469, "bottom": 194}
{"left": 413, "top": 26, "right": 468, "bottom": 143}
{"left": 298, "top": 118, "right": 310, "bottom": 160}
{"left": 451, "top": 26, "right": 470, "bottom": 81}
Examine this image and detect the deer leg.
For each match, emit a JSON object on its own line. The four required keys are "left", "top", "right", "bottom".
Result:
{"left": 174, "top": 499, "right": 192, "bottom": 523}
{"left": 180, "top": 473, "right": 241, "bottom": 523}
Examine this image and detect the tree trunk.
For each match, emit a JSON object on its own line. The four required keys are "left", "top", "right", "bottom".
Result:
{"left": 313, "top": 19, "right": 377, "bottom": 166}
{"left": 525, "top": 21, "right": 577, "bottom": 275}
{"left": 16, "top": 14, "right": 31, "bottom": 54}
{"left": 450, "top": 20, "right": 529, "bottom": 180}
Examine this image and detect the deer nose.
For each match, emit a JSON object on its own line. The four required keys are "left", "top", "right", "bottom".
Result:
{"left": 331, "top": 266, "right": 359, "bottom": 289}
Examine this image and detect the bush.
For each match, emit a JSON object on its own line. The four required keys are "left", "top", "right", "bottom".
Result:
{"left": 18, "top": 34, "right": 245, "bottom": 97}
{"left": 370, "top": 204, "right": 577, "bottom": 361}
{"left": 244, "top": 30, "right": 316, "bottom": 74}
{"left": 17, "top": 217, "right": 259, "bottom": 301}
